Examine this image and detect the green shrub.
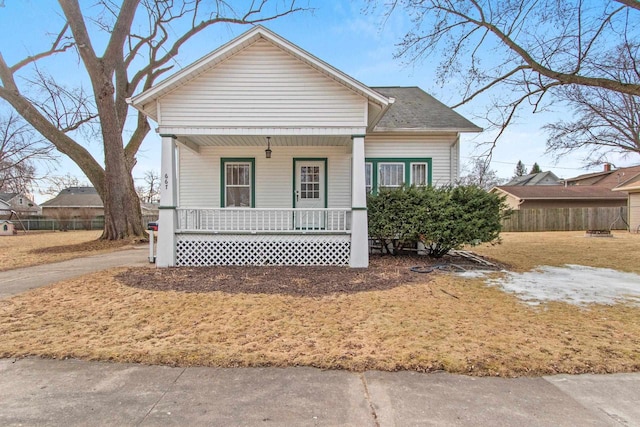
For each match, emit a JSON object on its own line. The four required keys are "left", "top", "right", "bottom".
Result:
{"left": 367, "top": 185, "right": 507, "bottom": 257}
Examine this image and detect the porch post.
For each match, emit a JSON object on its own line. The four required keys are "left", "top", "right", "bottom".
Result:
{"left": 350, "top": 135, "right": 369, "bottom": 268}
{"left": 157, "top": 134, "right": 178, "bottom": 267}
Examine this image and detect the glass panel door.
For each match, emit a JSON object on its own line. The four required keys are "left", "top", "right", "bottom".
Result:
{"left": 295, "top": 160, "right": 325, "bottom": 229}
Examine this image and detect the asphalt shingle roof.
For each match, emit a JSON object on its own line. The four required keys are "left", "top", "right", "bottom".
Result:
{"left": 565, "top": 165, "right": 640, "bottom": 189}
{"left": 372, "top": 87, "right": 482, "bottom": 132}
{"left": 0, "top": 192, "right": 19, "bottom": 202}
{"left": 41, "top": 187, "right": 103, "bottom": 208}
{"left": 504, "top": 171, "right": 561, "bottom": 186}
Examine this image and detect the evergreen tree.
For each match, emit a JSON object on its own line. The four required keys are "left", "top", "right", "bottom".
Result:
{"left": 529, "top": 163, "right": 542, "bottom": 174}
{"left": 514, "top": 160, "right": 527, "bottom": 177}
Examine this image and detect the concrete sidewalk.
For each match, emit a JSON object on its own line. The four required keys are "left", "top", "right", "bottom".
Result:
{"left": 0, "top": 246, "right": 150, "bottom": 298}
{"left": 0, "top": 358, "right": 637, "bottom": 426}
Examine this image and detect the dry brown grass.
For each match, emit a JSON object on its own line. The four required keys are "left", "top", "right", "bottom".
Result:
{"left": 473, "top": 231, "right": 640, "bottom": 273}
{"left": 0, "top": 231, "right": 638, "bottom": 376}
{"left": 0, "top": 231, "right": 135, "bottom": 271}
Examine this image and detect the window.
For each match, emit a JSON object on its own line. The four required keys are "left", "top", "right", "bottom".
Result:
{"left": 378, "top": 163, "right": 404, "bottom": 190}
{"left": 411, "top": 163, "right": 428, "bottom": 186}
{"left": 365, "top": 163, "right": 373, "bottom": 194}
{"left": 300, "top": 166, "right": 320, "bottom": 199}
{"left": 221, "top": 158, "right": 255, "bottom": 207}
{"left": 364, "top": 158, "right": 432, "bottom": 194}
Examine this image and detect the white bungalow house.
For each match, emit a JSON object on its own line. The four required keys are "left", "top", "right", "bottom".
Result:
{"left": 128, "top": 26, "right": 480, "bottom": 268}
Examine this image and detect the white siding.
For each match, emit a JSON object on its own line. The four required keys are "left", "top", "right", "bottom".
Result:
{"left": 365, "top": 134, "right": 459, "bottom": 186}
{"left": 160, "top": 39, "right": 366, "bottom": 128}
{"left": 178, "top": 145, "right": 351, "bottom": 209}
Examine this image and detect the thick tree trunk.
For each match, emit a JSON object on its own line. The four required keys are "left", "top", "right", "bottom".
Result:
{"left": 98, "top": 89, "right": 144, "bottom": 240}
{"left": 101, "top": 158, "right": 144, "bottom": 240}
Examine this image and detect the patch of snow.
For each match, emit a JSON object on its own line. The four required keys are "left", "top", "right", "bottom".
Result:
{"left": 486, "top": 265, "right": 640, "bottom": 306}
{"left": 456, "top": 270, "right": 502, "bottom": 279}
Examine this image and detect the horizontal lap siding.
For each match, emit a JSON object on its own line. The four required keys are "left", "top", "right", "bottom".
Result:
{"left": 365, "top": 135, "right": 459, "bottom": 185}
{"left": 161, "top": 40, "right": 366, "bottom": 128}
{"left": 178, "top": 146, "right": 351, "bottom": 208}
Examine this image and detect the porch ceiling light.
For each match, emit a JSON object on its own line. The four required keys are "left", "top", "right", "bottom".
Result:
{"left": 265, "top": 136, "right": 272, "bottom": 158}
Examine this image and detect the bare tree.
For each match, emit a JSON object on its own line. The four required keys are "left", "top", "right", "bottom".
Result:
{"left": 457, "top": 158, "right": 506, "bottom": 190}
{"left": 0, "top": 111, "right": 54, "bottom": 193}
{"left": 545, "top": 45, "right": 640, "bottom": 164}
{"left": 77, "top": 207, "right": 96, "bottom": 230}
{"left": 41, "top": 172, "right": 89, "bottom": 197}
{"left": 513, "top": 160, "right": 527, "bottom": 178}
{"left": 372, "top": 0, "right": 640, "bottom": 142}
{"left": 137, "top": 169, "right": 160, "bottom": 203}
{"left": 51, "top": 207, "right": 74, "bottom": 232}
{"left": 0, "top": 1, "right": 307, "bottom": 240}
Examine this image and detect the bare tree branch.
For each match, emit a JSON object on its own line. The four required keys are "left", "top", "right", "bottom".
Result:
{"left": 0, "top": 0, "right": 309, "bottom": 239}
{"left": 0, "top": 111, "right": 57, "bottom": 193}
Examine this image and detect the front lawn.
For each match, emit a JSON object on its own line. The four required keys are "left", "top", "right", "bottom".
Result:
{"left": 0, "top": 231, "right": 638, "bottom": 376}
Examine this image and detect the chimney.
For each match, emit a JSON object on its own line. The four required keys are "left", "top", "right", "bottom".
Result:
{"left": 604, "top": 163, "right": 611, "bottom": 172}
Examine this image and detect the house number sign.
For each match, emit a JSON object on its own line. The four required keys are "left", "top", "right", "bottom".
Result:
{"left": 164, "top": 173, "right": 169, "bottom": 190}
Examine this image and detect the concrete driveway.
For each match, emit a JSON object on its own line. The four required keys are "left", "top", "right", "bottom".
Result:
{"left": 0, "top": 246, "right": 149, "bottom": 298}
{"left": 0, "top": 358, "right": 638, "bottom": 426}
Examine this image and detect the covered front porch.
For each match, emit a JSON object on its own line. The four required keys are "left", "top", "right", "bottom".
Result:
{"left": 157, "top": 133, "right": 369, "bottom": 267}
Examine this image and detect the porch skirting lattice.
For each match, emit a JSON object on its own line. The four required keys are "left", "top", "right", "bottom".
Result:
{"left": 176, "top": 234, "right": 351, "bottom": 266}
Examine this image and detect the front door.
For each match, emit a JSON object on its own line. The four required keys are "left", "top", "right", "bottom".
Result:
{"left": 294, "top": 160, "right": 325, "bottom": 229}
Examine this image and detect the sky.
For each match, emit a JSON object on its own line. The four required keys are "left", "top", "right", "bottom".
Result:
{"left": 0, "top": 0, "right": 638, "bottom": 203}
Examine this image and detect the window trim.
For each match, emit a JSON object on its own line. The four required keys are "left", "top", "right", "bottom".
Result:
{"left": 220, "top": 158, "right": 255, "bottom": 208}
{"left": 410, "top": 162, "right": 429, "bottom": 187}
{"left": 365, "top": 162, "right": 373, "bottom": 194}
{"left": 365, "top": 158, "right": 432, "bottom": 194}
{"left": 377, "top": 162, "right": 405, "bottom": 190}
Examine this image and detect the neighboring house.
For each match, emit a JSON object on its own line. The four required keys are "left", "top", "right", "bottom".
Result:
{"left": 0, "top": 192, "right": 41, "bottom": 217}
{"left": 504, "top": 171, "right": 561, "bottom": 186}
{"left": 564, "top": 164, "right": 640, "bottom": 189}
{"left": 492, "top": 186, "right": 628, "bottom": 210}
{"left": 128, "top": 26, "right": 481, "bottom": 268}
{"left": 41, "top": 187, "right": 104, "bottom": 219}
{"left": 613, "top": 173, "right": 640, "bottom": 232}
{"left": 0, "top": 199, "right": 11, "bottom": 218}
{"left": 42, "top": 187, "right": 162, "bottom": 223}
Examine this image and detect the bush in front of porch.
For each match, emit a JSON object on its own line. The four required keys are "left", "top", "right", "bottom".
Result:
{"left": 367, "top": 185, "right": 507, "bottom": 257}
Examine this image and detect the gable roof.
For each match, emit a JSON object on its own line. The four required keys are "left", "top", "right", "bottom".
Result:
{"left": 41, "top": 187, "right": 103, "bottom": 208}
{"left": 613, "top": 172, "right": 640, "bottom": 192}
{"left": 493, "top": 185, "right": 628, "bottom": 201}
{"left": 504, "top": 171, "right": 561, "bottom": 186}
{"left": 565, "top": 165, "right": 640, "bottom": 189}
{"left": 129, "top": 25, "right": 392, "bottom": 121}
{"left": 0, "top": 192, "right": 18, "bottom": 202}
{"left": 0, "top": 199, "right": 10, "bottom": 210}
{"left": 370, "top": 87, "right": 481, "bottom": 132}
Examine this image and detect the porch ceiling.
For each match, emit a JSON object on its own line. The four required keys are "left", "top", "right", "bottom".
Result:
{"left": 179, "top": 135, "right": 352, "bottom": 147}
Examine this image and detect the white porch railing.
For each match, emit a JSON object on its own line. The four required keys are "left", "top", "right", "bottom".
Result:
{"left": 176, "top": 208, "right": 351, "bottom": 233}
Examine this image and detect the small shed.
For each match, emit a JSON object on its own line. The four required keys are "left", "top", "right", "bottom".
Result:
{"left": 0, "top": 220, "right": 15, "bottom": 236}
{"left": 612, "top": 173, "right": 640, "bottom": 233}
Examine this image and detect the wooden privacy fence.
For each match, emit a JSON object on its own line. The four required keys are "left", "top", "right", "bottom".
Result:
{"left": 501, "top": 207, "right": 628, "bottom": 232}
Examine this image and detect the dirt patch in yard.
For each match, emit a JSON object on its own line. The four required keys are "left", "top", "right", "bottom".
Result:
{"left": 117, "top": 254, "right": 500, "bottom": 296}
